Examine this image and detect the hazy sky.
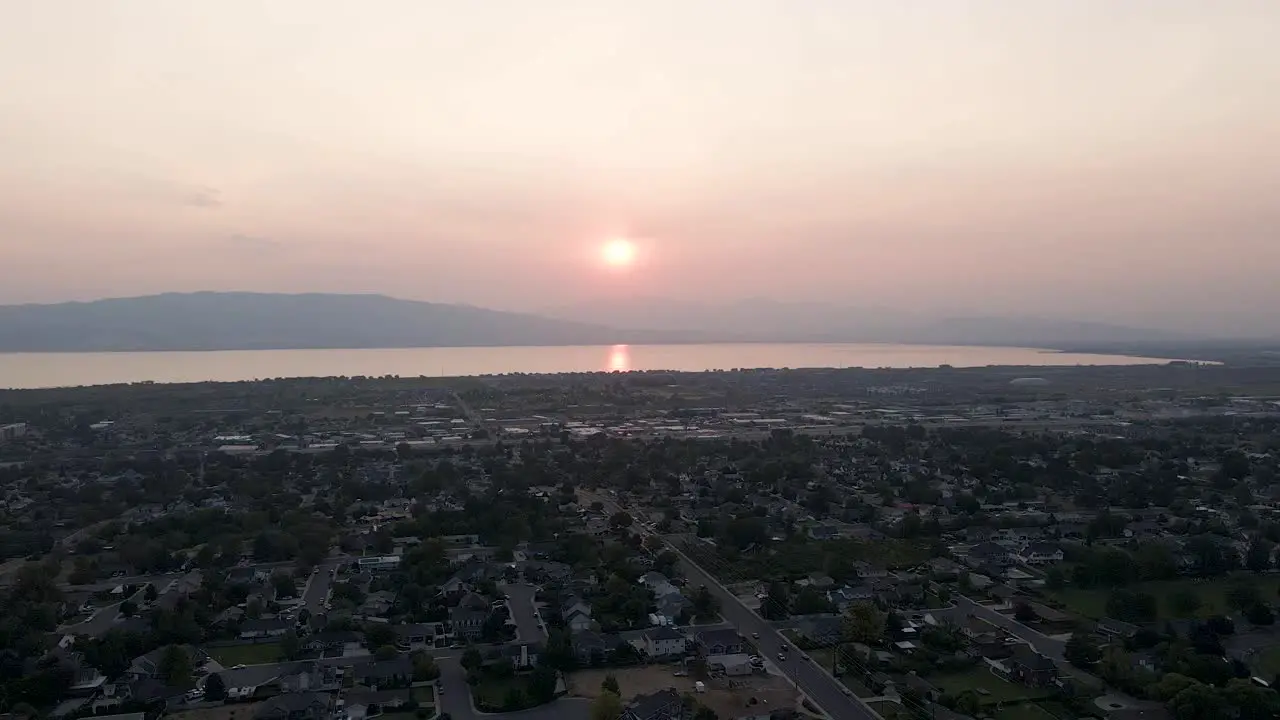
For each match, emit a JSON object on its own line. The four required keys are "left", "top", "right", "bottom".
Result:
{"left": 2, "top": 1, "right": 1278, "bottom": 330}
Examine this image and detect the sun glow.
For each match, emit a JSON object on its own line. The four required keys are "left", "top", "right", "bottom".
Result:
{"left": 601, "top": 238, "right": 636, "bottom": 268}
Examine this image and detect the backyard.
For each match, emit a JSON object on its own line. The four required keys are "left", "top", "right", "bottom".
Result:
{"left": 932, "top": 667, "right": 1055, "bottom": 706}
{"left": 993, "top": 703, "right": 1061, "bottom": 720}
{"left": 1047, "top": 576, "right": 1280, "bottom": 620}
{"left": 381, "top": 684, "right": 436, "bottom": 720}
{"left": 208, "top": 643, "right": 283, "bottom": 666}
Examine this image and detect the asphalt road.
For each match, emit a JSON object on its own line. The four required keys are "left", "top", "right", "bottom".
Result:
{"left": 587, "top": 492, "right": 880, "bottom": 720}
{"left": 501, "top": 582, "right": 545, "bottom": 643}
{"left": 302, "top": 558, "right": 347, "bottom": 616}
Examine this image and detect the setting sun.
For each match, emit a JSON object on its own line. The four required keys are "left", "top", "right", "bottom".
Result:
{"left": 602, "top": 238, "right": 636, "bottom": 268}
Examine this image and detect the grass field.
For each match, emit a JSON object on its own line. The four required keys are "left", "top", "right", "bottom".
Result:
{"left": 995, "top": 704, "right": 1061, "bottom": 720}
{"left": 1254, "top": 646, "right": 1280, "bottom": 677}
{"left": 208, "top": 643, "right": 282, "bottom": 666}
{"left": 933, "top": 668, "right": 1054, "bottom": 706}
{"left": 1048, "top": 575, "right": 1280, "bottom": 620}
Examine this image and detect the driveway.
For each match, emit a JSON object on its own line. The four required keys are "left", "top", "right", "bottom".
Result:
{"left": 500, "top": 583, "right": 545, "bottom": 643}
{"left": 437, "top": 658, "right": 588, "bottom": 720}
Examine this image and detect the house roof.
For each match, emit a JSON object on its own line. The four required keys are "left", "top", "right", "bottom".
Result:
{"left": 626, "top": 688, "right": 681, "bottom": 720}
{"left": 646, "top": 626, "right": 686, "bottom": 642}
{"left": 241, "top": 618, "right": 291, "bottom": 632}
{"left": 1011, "top": 645, "right": 1056, "bottom": 671}
{"left": 352, "top": 657, "right": 413, "bottom": 680}
{"left": 254, "top": 691, "right": 330, "bottom": 719}
{"left": 694, "top": 628, "right": 741, "bottom": 648}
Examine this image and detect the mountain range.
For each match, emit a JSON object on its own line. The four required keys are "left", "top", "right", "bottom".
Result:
{"left": 0, "top": 291, "right": 1225, "bottom": 353}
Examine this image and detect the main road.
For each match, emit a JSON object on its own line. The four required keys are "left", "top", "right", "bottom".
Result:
{"left": 588, "top": 493, "right": 880, "bottom": 720}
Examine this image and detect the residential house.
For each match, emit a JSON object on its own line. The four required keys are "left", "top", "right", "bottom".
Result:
{"left": 562, "top": 596, "right": 594, "bottom": 632}
{"left": 392, "top": 623, "right": 444, "bottom": 649}
{"left": 1096, "top": 618, "right": 1140, "bottom": 641}
{"left": 707, "top": 653, "right": 755, "bottom": 677}
{"left": 570, "top": 630, "right": 616, "bottom": 665}
{"left": 450, "top": 593, "right": 493, "bottom": 640}
{"left": 253, "top": 692, "right": 333, "bottom": 720}
{"left": 695, "top": 628, "right": 745, "bottom": 656}
{"left": 828, "top": 585, "right": 874, "bottom": 612}
{"left": 1008, "top": 645, "right": 1057, "bottom": 687}
{"left": 642, "top": 627, "right": 688, "bottom": 658}
{"left": 623, "top": 688, "right": 683, "bottom": 720}
{"left": 1024, "top": 603, "right": 1074, "bottom": 632}
{"left": 494, "top": 642, "right": 541, "bottom": 670}
{"left": 240, "top": 618, "right": 292, "bottom": 640}
{"left": 967, "top": 542, "right": 1013, "bottom": 567}
{"left": 851, "top": 561, "right": 888, "bottom": 580}
{"left": 304, "top": 630, "right": 365, "bottom": 655}
{"left": 127, "top": 645, "right": 207, "bottom": 681}
{"left": 1018, "top": 542, "right": 1064, "bottom": 565}
{"left": 345, "top": 689, "right": 414, "bottom": 720}
{"left": 351, "top": 657, "right": 413, "bottom": 689}
{"left": 639, "top": 572, "right": 680, "bottom": 598}
{"left": 228, "top": 567, "right": 271, "bottom": 586}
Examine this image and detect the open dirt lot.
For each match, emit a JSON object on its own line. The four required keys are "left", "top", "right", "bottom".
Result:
{"left": 569, "top": 666, "right": 797, "bottom": 719}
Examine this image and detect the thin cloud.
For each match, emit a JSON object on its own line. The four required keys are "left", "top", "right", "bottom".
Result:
{"left": 223, "top": 234, "right": 282, "bottom": 250}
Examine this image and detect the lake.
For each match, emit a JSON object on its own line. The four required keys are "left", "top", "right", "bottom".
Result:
{"left": 0, "top": 343, "right": 1178, "bottom": 389}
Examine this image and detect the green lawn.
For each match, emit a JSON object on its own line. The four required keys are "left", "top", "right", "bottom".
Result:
{"left": 933, "top": 668, "right": 1054, "bottom": 705}
{"left": 995, "top": 704, "right": 1060, "bottom": 720}
{"left": 208, "top": 643, "right": 282, "bottom": 666}
{"left": 472, "top": 676, "right": 523, "bottom": 708}
{"left": 1048, "top": 576, "right": 1280, "bottom": 620}
{"left": 1253, "top": 645, "right": 1280, "bottom": 678}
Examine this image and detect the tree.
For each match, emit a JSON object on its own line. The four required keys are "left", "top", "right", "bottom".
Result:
{"left": 144, "top": 584, "right": 159, "bottom": 603}
{"left": 204, "top": 672, "right": 227, "bottom": 701}
{"left": 158, "top": 644, "right": 193, "bottom": 688}
{"left": 1064, "top": 633, "right": 1102, "bottom": 669}
{"left": 693, "top": 707, "right": 718, "bottom": 720}
{"left": 691, "top": 586, "right": 721, "bottom": 622}
{"left": 609, "top": 512, "right": 633, "bottom": 530}
{"left": 528, "top": 665, "right": 558, "bottom": 704}
{"left": 502, "top": 687, "right": 527, "bottom": 712}
{"left": 591, "top": 691, "right": 624, "bottom": 720}
{"left": 461, "top": 646, "right": 483, "bottom": 671}
{"left": 841, "top": 602, "right": 886, "bottom": 646}
{"left": 1246, "top": 538, "right": 1274, "bottom": 574}
{"left": 1014, "top": 601, "right": 1038, "bottom": 623}
{"left": 601, "top": 674, "right": 620, "bottom": 695}
{"left": 1168, "top": 589, "right": 1203, "bottom": 618}
{"left": 1044, "top": 566, "right": 1067, "bottom": 590}
{"left": 375, "top": 645, "right": 400, "bottom": 661}
{"left": 1170, "top": 682, "right": 1230, "bottom": 720}
{"left": 1245, "top": 603, "right": 1274, "bottom": 626}
{"left": 365, "top": 623, "right": 395, "bottom": 650}
{"left": 281, "top": 629, "right": 300, "bottom": 660}
{"left": 120, "top": 600, "right": 138, "bottom": 617}
{"left": 1227, "top": 580, "right": 1263, "bottom": 612}
{"left": 412, "top": 652, "right": 440, "bottom": 682}
{"left": 760, "top": 582, "right": 790, "bottom": 620}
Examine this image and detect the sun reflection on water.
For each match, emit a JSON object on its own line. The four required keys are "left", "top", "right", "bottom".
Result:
{"left": 607, "top": 344, "right": 630, "bottom": 372}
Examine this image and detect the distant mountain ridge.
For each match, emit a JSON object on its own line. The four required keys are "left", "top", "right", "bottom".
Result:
{"left": 543, "top": 297, "right": 1198, "bottom": 347}
{"left": 0, "top": 291, "right": 1216, "bottom": 353}
{"left": 0, "top": 292, "right": 703, "bottom": 352}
